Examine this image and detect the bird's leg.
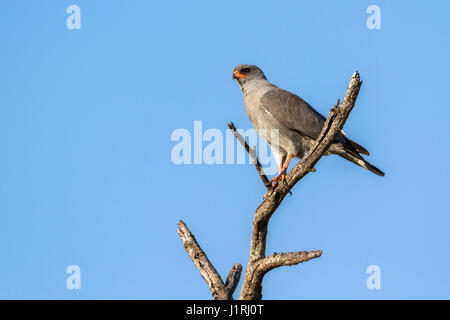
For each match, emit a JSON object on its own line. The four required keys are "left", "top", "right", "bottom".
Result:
{"left": 271, "top": 162, "right": 284, "bottom": 185}
{"left": 272, "top": 154, "right": 292, "bottom": 187}
{"left": 263, "top": 161, "right": 284, "bottom": 199}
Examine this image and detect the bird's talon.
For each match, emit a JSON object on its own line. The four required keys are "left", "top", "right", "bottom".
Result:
{"left": 271, "top": 172, "right": 286, "bottom": 187}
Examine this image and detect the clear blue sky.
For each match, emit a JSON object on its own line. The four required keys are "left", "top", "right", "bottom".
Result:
{"left": 1, "top": 1, "right": 449, "bottom": 299}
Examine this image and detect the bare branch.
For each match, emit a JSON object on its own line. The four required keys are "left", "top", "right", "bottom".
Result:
{"left": 256, "top": 250, "right": 323, "bottom": 275}
{"left": 228, "top": 122, "right": 272, "bottom": 192}
{"left": 177, "top": 220, "right": 239, "bottom": 300}
{"left": 225, "top": 263, "right": 243, "bottom": 295}
{"left": 177, "top": 71, "right": 363, "bottom": 300}
{"left": 239, "top": 71, "right": 362, "bottom": 300}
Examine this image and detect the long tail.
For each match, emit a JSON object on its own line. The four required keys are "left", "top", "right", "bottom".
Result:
{"left": 336, "top": 148, "right": 385, "bottom": 177}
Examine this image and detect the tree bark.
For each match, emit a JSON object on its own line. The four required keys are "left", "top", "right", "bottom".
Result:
{"left": 177, "top": 220, "right": 241, "bottom": 300}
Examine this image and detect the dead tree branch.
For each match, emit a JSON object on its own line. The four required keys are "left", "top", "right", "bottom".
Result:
{"left": 228, "top": 122, "right": 272, "bottom": 192}
{"left": 177, "top": 220, "right": 242, "bottom": 300}
{"left": 239, "top": 71, "right": 362, "bottom": 300}
{"left": 225, "top": 263, "right": 243, "bottom": 294}
{"left": 177, "top": 71, "right": 362, "bottom": 300}
{"left": 255, "top": 250, "right": 323, "bottom": 275}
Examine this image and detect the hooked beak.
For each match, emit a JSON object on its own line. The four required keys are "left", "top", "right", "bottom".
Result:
{"left": 232, "top": 70, "right": 247, "bottom": 79}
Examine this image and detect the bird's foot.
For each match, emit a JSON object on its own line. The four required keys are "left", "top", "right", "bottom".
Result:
{"left": 272, "top": 169, "right": 287, "bottom": 187}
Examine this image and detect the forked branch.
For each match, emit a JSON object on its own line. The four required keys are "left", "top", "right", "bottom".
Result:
{"left": 177, "top": 72, "right": 362, "bottom": 300}
{"left": 177, "top": 220, "right": 242, "bottom": 300}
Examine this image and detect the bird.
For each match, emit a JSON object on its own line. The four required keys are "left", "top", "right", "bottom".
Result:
{"left": 232, "top": 64, "right": 385, "bottom": 188}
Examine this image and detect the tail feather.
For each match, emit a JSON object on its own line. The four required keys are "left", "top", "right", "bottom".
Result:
{"left": 347, "top": 139, "right": 370, "bottom": 156}
{"left": 337, "top": 149, "right": 385, "bottom": 177}
{"left": 340, "top": 131, "right": 370, "bottom": 156}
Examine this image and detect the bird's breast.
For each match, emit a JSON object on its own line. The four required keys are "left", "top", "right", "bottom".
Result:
{"left": 243, "top": 91, "right": 262, "bottom": 129}
{"left": 254, "top": 102, "right": 310, "bottom": 158}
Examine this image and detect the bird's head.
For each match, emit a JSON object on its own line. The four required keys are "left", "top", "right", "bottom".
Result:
{"left": 232, "top": 64, "right": 266, "bottom": 85}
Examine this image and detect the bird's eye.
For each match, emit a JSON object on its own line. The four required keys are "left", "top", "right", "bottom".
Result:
{"left": 242, "top": 68, "right": 251, "bottom": 73}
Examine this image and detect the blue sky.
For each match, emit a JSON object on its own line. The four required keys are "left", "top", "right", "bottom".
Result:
{"left": 1, "top": 1, "right": 449, "bottom": 299}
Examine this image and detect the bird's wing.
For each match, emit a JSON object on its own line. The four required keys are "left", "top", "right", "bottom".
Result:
{"left": 260, "top": 87, "right": 327, "bottom": 140}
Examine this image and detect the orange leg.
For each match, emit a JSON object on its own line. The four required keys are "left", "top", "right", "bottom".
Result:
{"left": 277, "top": 163, "right": 284, "bottom": 176}
{"left": 263, "top": 161, "right": 284, "bottom": 198}
{"left": 284, "top": 153, "right": 292, "bottom": 170}
{"left": 272, "top": 154, "right": 292, "bottom": 187}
